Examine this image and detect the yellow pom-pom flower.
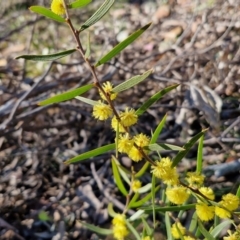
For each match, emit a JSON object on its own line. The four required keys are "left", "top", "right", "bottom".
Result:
{"left": 120, "top": 108, "right": 138, "bottom": 127}
{"left": 92, "top": 101, "right": 113, "bottom": 120}
{"left": 51, "top": 0, "right": 65, "bottom": 15}
{"left": 112, "top": 214, "right": 129, "bottom": 240}
{"left": 166, "top": 186, "right": 190, "bottom": 205}
{"left": 128, "top": 146, "right": 143, "bottom": 162}
{"left": 199, "top": 187, "right": 215, "bottom": 201}
{"left": 142, "top": 237, "right": 151, "bottom": 240}
{"left": 171, "top": 222, "right": 186, "bottom": 239}
{"left": 151, "top": 157, "right": 179, "bottom": 185}
{"left": 223, "top": 230, "right": 240, "bottom": 240}
{"left": 186, "top": 172, "right": 205, "bottom": 187}
{"left": 99, "top": 81, "right": 117, "bottom": 101}
{"left": 117, "top": 134, "right": 134, "bottom": 153}
{"left": 215, "top": 203, "right": 231, "bottom": 219}
{"left": 195, "top": 203, "right": 215, "bottom": 221}
{"left": 131, "top": 180, "right": 142, "bottom": 193}
{"left": 134, "top": 133, "right": 150, "bottom": 147}
{"left": 222, "top": 193, "right": 239, "bottom": 211}
{"left": 111, "top": 116, "right": 125, "bottom": 133}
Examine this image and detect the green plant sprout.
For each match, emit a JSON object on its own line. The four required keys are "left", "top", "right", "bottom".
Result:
{"left": 16, "top": 0, "right": 240, "bottom": 239}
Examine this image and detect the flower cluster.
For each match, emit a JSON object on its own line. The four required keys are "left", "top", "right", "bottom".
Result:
{"left": 112, "top": 214, "right": 129, "bottom": 240}
{"left": 51, "top": 0, "right": 65, "bottom": 15}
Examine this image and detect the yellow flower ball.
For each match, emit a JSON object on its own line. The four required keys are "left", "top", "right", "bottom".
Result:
{"left": 111, "top": 116, "right": 125, "bottom": 133}
{"left": 99, "top": 81, "right": 117, "bottom": 101}
{"left": 120, "top": 108, "right": 138, "bottom": 127}
{"left": 223, "top": 230, "right": 239, "bottom": 240}
{"left": 186, "top": 172, "right": 205, "bottom": 187}
{"left": 151, "top": 157, "right": 179, "bottom": 185}
{"left": 117, "top": 134, "right": 134, "bottom": 153}
{"left": 128, "top": 146, "right": 143, "bottom": 162}
{"left": 92, "top": 101, "right": 113, "bottom": 120}
{"left": 166, "top": 186, "right": 190, "bottom": 205}
{"left": 196, "top": 203, "right": 215, "bottom": 222}
{"left": 199, "top": 187, "right": 215, "bottom": 201}
{"left": 222, "top": 193, "right": 239, "bottom": 211}
{"left": 51, "top": 0, "right": 65, "bottom": 15}
{"left": 134, "top": 133, "right": 150, "bottom": 147}
{"left": 171, "top": 222, "right": 186, "bottom": 239}
{"left": 215, "top": 204, "right": 231, "bottom": 219}
{"left": 131, "top": 180, "right": 142, "bottom": 193}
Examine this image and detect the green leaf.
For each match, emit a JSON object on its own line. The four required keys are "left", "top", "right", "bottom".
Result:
{"left": 141, "top": 204, "right": 196, "bottom": 212}
{"left": 128, "top": 193, "right": 140, "bottom": 208}
{"left": 126, "top": 221, "right": 141, "bottom": 240}
{"left": 16, "top": 49, "right": 76, "bottom": 61}
{"left": 112, "top": 69, "right": 153, "bottom": 93}
{"left": 145, "top": 143, "right": 184, "bottom": 152}
{"left": 135, "top": 162, "right": 150, "bottom": 178}
{"left": 136, "top": 84, "right": 179, "bottom": 116}
{"left": 75, "top": 96, "right": 99, "bottom": 106}
{"left": 111, "top": 156, "right": 128, "bottom": 196}
{"left": 80, "top": 0, "right": 115, "bottom": 31}
{"left": 138, "top": 183, "right": 152, "bottom": 194}
{"left": 151, "top": 175, "right": 156, "bottom": 228}
{"left": 38, "top": 211, "right": 51, "bottom": 221}
{"left": 237, "top": 185, "right": 240, "bottom": 198}
{"left": 68, "top": 0, "right": 92, "bottom": 9}
{"left": 210, "top": 219, "right": 232, "bottom": 238}
{"left": 172, "top": 129, "right": 208, "bottom": 168}
{"left": 141, "top": 218, "right": 154, "bottom": 236}
{"left": 165, "top": 212, "right": 173, "bottom": 240}
{"left": 107, "top": 203, "right": 117, "bottom": 218}
{"left": 95, "top": 23, "right": 151, "bottom": 67}
{"left": 129, "top": 186, "right": 160, "bottom": 208}
{"left": 29, "top": 6, "right": 65, "bottom": 23}
{"left": 39, "top": 84, "right": 93, "bottom": 106}
{"left": 85, "top": 31, "right": 91, "bottom": 58}
{"left": 197, "top": 135, "right": 204, "bottom": 173}
{"left": 81, "top": 221, "right": 113, "bottom": 235}
{"left": 150, "top": 114, "right": 167, "bottom": 144}
{"left": 129, "top": 210, "right": 144, "bottom": 221}
{"left": 197, "top": 219, "right": 215, "bottom": 240}
{"left": 189, "top": 212, "right": 198, "bottom": 233}
{"left": 65, "top": 143, "right": 115, "bottom": 164}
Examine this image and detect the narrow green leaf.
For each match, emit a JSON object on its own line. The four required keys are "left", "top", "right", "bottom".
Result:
{"left": 197, "top": 219, "right": 215, "bottom": 240}
{"left": 136, "top": 84, "right": 179, "bottom": 116}
{"left": 210, "top": 219, "right": 232, "bottom": 238}
{"left": 80, "top": 0, "right": 115, "bottom": 31}
{"left": 81, "top": 221, "right": 113, "bottom": 235}
{"left": 138, "top": 183, "right": 152, "bottom": 194}
{"left": 151, "top": 175, "right": 156, "bottom": 228}
{"left": 165, "top": 212, "right": 173, "bottom": 240}
{"left": 150, "top": 114, "right": 167, "bottom": 144}
{"left": 129, "top": 210, "right": 144, "bottom": 221}
{"left": 75, "top": 96, "right": 99, "bottom": 106}
{"left": 135, "top": 162, "right": 150, "bottom": 178}
{"left": 107, "top": 203, "right": 117, "bottom": 218}
{"left": 16, "top": 49, "right": 76, "bottom": 61}
{"left": 112, "top": 69, "right": 153, "bottom": 93}
{"left": 236, "top": 185, "right": 240, "bottom": 198}
{"left": 39, "top": 84, "right": 93, "bottom": 106}
{"left": 85, "top": 31, "right": 91, "bottom": 58}
{"left": 189, "top": 212, "right": 198, "bottom": 233}
{"left": 95, "top": 23, "right": 151, "bottom": 67}
{"left": 145, "top": 143, "right": 184, "bottom": 152}
{"left": 129, "top": 186, "right": 160, "bottom": 208}
{"left": 141, "top": 203, "right": 196, "bottom": 212}
{"left": 141, "top": 218, "right": 154, "bottom": 236}
{"left": 111, "top": 157, "right": 128, "bottom": 196}
{"left": 197, "top": 135, "right": 204, "bottom": 173}
{"left": 68, "top": 0, "right": 92, "bottom": 9}
{"left": 172, "top": 129, "right": 208, "bottom": 168}
{"left": 29, "top": 6, "right": 65, "bottom": 23}
{"left": 65, "top": 143, "right": 115, "bottom": 164}
{"left": 128, "top": 193, "right": 140, "bottom": 209}
{"left": 126, "top": 220, "right": 141, "bottom": 240}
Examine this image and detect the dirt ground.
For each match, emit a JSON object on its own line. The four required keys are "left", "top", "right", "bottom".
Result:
{"left": 0, "top": 0, "right": 240, "bottom": 239}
